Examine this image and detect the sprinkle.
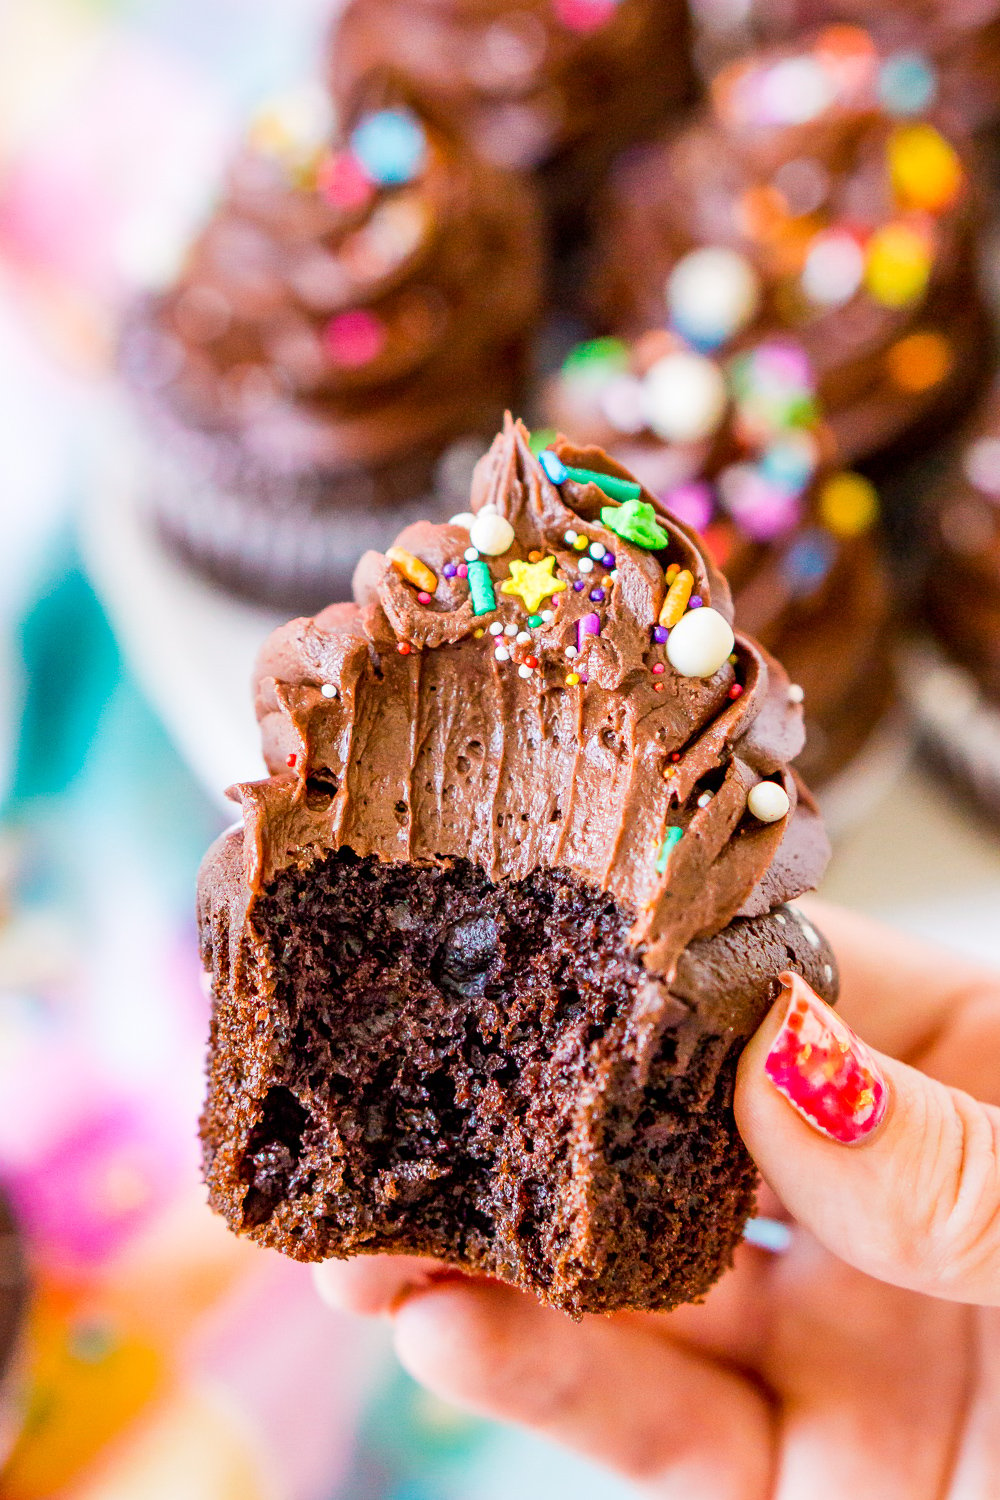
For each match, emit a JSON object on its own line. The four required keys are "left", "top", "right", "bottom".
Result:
{"left": 387, "top": 545, "right": 437, "bottom": 593}
{"left": 666, "top": 607, "right": 735, "bottom": 678}
{"left": 663, "top": 481, "right": 714, "bottom": 534}
{"left": 474, "top": 628, "right": 484, "bottom": 637}
{"left": 527, "top": 613, "right": 543, "bottom": 627}
{"left": 397, "top": 642, "right": 412, "bottom": 656}
{"left": 504, "top": 623, "right": 518, "bottom": 637}
{"left": 524, "top": 654, "right": 539, "bottom": 669}
{"left": 573, "top": 580, "right": 586, "bottom": 591}
{"left": 528, "top": 549, "right": 543, "bottom": 563}
{"left": 501, "top": 555, "right": 568, "bottom": 612}
{"left": 540, "top": 450, "right": 569, "bottom": 485}
{"left": 653, "top": 624, "right": 669, "bottom": 643}
{"left": 610, "top": 569, "right": 620, "bottom": 581}
{"left": 449, "top": 511, "right": 476, "bottom": 530}
{"left": 577, "top": 611, "right": 602, "bottom": 649}
{"left": 589, "top": 589, "right": 606, "bottom": 603}
{"left": 743, "top": 1216, "right": 793, "bottom": 1253}
{"left": 655, "top": 826, "right": 683, "bottom": 874}
{"left": 654, "top": 682, "right": 665, "bottom": 692}
{"left": 728, "top": 684, "right": 744, "bottom": 699}
{"left": 665, "top": 563, "right": 680, "bottom": 582}
{"left": 565, "top": 645, "right": 579, "bottom": 658}
{"left": 885, "top": 331, "right": 952, "bottom": 393}
{"left": 495, "top": 646, "right": 510, "bottom": 662}
{"left": 464, "top": 547, "right": 480, "bottom": 562}
{"left": 518, "top": 664, "right": 533, "bottom": 678}
{"left": 689, "top": 596, "right": 704, "bottom": 609}
{"left": 667, "top": 246, "right": 761, "bottom": 350}
{"left": 287, "top": 753, "right": 297, "bottom": 767}
{"left": 601, "top": 499, "right": 670, "bottom": 550}
{"left": 788, "top": 683, "right": 805, "bottom": 703}
{"left": 350, "top": 108, "right": 427, "bottom": 185}
{"left": 467, "top": 558, "right": 497, "bottom": 615}
{"left": 589, "top": 541, "right": 607, "bottom": 560}
{"left": 641, "top": 351, "right": 728, "bottom": 443}
{"left": 878, "top": 52, "right": 937, "bottom": 116}
{"left": 801, "top": 228, "right": 865, "bottom": 307}
{"left": 652, "top": 663, "right": 665, "bottom": 675}
{"left": 566, "top": 672, "right": 581, "bottom": 685}
{"left": 564, "top": 465, "right": 642, "bottom": 503}
{"left": 818, "top": 472, "right": 878, "bottom": 536}
{"left": 889, "top": 122, "right": 963, "bottom": 212}
{"left": 489, "top": 621, "right": 504, "bottom": 635}
{"left": 315, "top": 149, "right": 374, "bottom": 211}
{"left": 323, "top": 308, "right": 386, "bottom": 367}
{"left": 563, "top": 528, "right": 579, "bottom": 544}
{"left": 865, "top": 223, "right": 931, "bottom": 308}
{"left": 457, "top": 564, "right": 468, "bottom": 579}
{"left": 469, "top": 510, "right": 515, "bottom": 556}
{"left": 541, "top": 609, "right": 555, "bottom": 622}
{"left": 516, "top": 631, "right": 532, "bottom": 644}
{"left": 659, "top": 568, "right": 694, "bottom": 627}
{"left": 573, "top": 536, "right": 589, "bottom": 552}
{"left": 747, "top": 781, "right": 791, "bottom": 822}
{"left": 443, "top": 563, "right": 458, "bottom": 579}
{"left": 602, "top": 552, "right": 616, "bottom": 568}
{"left": 578, "top": 558, "right": 595, "bottom": 574}
{"left": 697, "top": 791, "right": 713, "bottom": 807}
{"left": 417, "top": 590, "right": 432, "bottom": 604}
{"left": 320, "top": 684, "right": 337, "bottom": 698}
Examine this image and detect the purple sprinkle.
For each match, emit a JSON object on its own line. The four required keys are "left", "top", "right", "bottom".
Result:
{"left": 577, "top": 611, "right": 602, "bottom": 650}
{"left": 589, "top": 588, "right": 605, "bottom": 603}
{"left": 457, "top": 564, "right": 468, "bottom": 578}
{"left": 443, "top": 563, "right": 457, "bottom": 578}
{"left": 689, "top": 595, "right": 703, "bottom": 609}
{"left": 573, "top": 579, "right": 586, "bottom": 592}
{"left": 653, "top": 624, "right": 669, "bottom": 643}
{"left": 602, "top": 552, "right": 616, "bottom": 568}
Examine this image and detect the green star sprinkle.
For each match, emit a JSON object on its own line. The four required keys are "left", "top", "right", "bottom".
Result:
{"left": 601, "top": 499, "right": 670, "bottom": 550}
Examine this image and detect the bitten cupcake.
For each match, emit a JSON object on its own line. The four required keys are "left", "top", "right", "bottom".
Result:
{"left": 544, "top": 325, "right": 894, "bottom": 793}
{"left": 198, "top": 415, "right": 836, "bottom": 1318}
{"left": 590, "top": 26, "right": 982, "bottom": 468}
{"left": 328, "top": 0, "right": 693, "bottom": 220}
{"left": 122, "top": 97, "right": 543, "bottom": 612}
{"left": 690, "top": 0, "right": 1000, "bottom": 136}
{"left": 904, "top": 377, "right": 1000, "bottom": 818}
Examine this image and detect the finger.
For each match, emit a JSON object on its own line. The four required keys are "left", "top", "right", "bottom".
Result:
{"left": 737, "top": 972, "right": 1000, "bottom": 1304}
{"left": 391, "top": 1279, "right": 775, "bottom": 1500}
{"left": 313, "top": 1254, "right": 450, "bottom": 1316}
{"left": 799, "top": 898, "right": 1000, "bottom": 1101}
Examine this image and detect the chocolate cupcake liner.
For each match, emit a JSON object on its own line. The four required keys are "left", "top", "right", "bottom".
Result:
{"left": 899, "top": 637, "right": 1000, "bottom": 822}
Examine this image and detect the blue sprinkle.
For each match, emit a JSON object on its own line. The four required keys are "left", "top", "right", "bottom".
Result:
{"left": 655, "top": 826, "right": 683, "bottom": 874}
{"left": 782, "top": 528, "right": 836, "bottom": 597}
{"left": 350, "top": 108, "right": 427, "bottom": 185}
{"left": 878, "top": 52, "right": 937, "bottom": 116}
{"left": 539, "top": 449, "right": 568, "bottom": 485}
{"left": 743, "top": 1217, "right": 793, "bottom": 1253}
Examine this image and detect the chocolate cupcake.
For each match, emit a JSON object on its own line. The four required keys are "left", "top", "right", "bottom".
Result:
{"left": 122, "top": 97, "right": 543, "bottom": 612}
{"left": 590, "top": 25, "right": 983, "bottom": 468}
{"left": 0, "top": 1190, "right": 29, "bottom": 1464}
{"left": 328, "top": 0, "right": 694, "bottom": 222}
{"left": 690, "top": 2, "right": 1000, "bottom": 136}
{"left": 198, "top": 416, "right": 836, "bottom": 1317}
{"left": 544, "top": 327, "right": 895, "bottom": 790}
{"left": 904, "top": 377, "right": 1000, "bottom": 818}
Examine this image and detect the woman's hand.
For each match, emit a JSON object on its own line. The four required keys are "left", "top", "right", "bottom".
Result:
{"left": 315, "top": 902, "right": 1000, "bottom": 1498}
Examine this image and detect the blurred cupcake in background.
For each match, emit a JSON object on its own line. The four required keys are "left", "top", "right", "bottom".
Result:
{"left": 903, "top": 377, "right": 1000, "bottom": 819}
{"left": 0, "top": 1189, "right": 28, "bottom": 1467}
{"left": 543, "top": 311, "right": 896, "bottom": 801}
{"left": 121, "top": 89, "right": 543, "bottom": 612}
{"left": 689, "top": 0, "right": 1000, "bottom": 136}
{"left": 589, "top": 26, "right": 984, "bottom": 471}
{"left": 328, "top": 0, "right": 694, "bottom": 228}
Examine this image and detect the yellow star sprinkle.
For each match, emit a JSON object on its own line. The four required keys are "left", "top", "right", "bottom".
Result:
{"left": 501, "top": 556, "right": 567, "bottom": 614}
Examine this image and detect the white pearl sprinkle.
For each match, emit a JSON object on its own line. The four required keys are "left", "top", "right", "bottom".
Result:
{"left": 564, "top": 529, "right": 578, "bottom": 544}
{"left": 488, "top": 621, "right": 504, "bottom": 635}
{"left": 469, "top": 510, "right": 515, "bottom": 556}
{"left": 494, "top": 646, "right": 510, "bottom": 662}
{"left": 642, "top": 350, "right": 728, "bottom": 444}
{"left": 504, "top": 623, "right": 518, "bottom": 637}
{"left": 696, "top": 791, "right": 713, "bottom": 807}
{"left": 518, "top": 664, "right": 533, "bottom": 678}
{"left": 747, "top": 781, "right": 791, "bottom": 823}
{"left": 464, "top": 547, "right": 479, "bottom": 562}
{"left": 516, "top": 631, "right": 531, "bottom": 644}
{"left": 666, "top": 607, "right": 735, "bottom": 679}
{"left": 320, "top": 684, "right": 337, "bottom": 698}
{"left": 588, "top": 542, "right": 606, "bottom": 560}
{"left": 578, "top": 558, "right": 594, "bottom": 574}
{"left": 541, "top": 609, "right": 554, "bottom": 623}
{"left": 609, "top": 569, "right": 619, "bottom": 582}
{"left": 565, "top": 644, "right": 579, "bottom": 659}
{"left": 787, "top": 683, "right": 805, "bottom": 704}
{"left": 448, "top": 511, "right": 476, "bottom": 530}
{"left": 794, "top": 910, "right": 822, "bottom": 948}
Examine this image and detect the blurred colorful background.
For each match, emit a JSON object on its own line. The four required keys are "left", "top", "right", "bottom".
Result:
{"left": 2, "top": 1, "right": 1000, "bottom": 1497}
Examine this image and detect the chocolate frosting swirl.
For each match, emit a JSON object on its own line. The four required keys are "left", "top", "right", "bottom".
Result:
{"left": 129, "top": 104, "right": 542, "bottom": 475}
{"left": 591, "top": 27, "right": 980, "bottom": 463}
{"left": 229, "top": 417, "right": 828, "bottom": 981}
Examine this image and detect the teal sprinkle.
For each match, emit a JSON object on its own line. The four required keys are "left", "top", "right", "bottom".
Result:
{"left": 564, "top": 466, "right": 641, "bottom": 503}
{"left": 467, "top": 558, "right": 496, "bottom": 616}
{"left": 527, "top": 613, "right": 543, "bottom": 627}
{"left": 655, "top": 826, "right": 683, "bottom": 874}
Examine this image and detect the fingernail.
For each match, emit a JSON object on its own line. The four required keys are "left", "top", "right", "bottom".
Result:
{"left": 764, "top": 973, "right": 888, "bottom": 1144}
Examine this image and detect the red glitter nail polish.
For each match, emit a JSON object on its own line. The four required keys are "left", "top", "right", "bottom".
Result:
{"left": 764, "top": 973, "right": 888, "bottom": 1145}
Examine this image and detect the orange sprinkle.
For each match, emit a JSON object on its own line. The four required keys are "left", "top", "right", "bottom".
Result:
{"left": 528, "top": 549, "right": 543, "bottom": 563}
{"left": 885, "top": 331, "right": 952, "bottom": 393}
{"left": 737, "top": 185, "right": 789, "bottom": 243}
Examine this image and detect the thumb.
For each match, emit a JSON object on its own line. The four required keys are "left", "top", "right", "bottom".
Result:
{"left": 736, "top": 972, "right": 1000, "bottom": 1305}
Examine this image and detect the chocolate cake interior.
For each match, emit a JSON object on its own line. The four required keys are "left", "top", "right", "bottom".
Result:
{"left": 203, "top": 844, "right": 834, "bottom": 1313}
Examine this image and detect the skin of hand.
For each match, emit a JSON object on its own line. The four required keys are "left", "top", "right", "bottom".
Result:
{"left": 314, "top": 901, "right": 1000, "bottom": 1499}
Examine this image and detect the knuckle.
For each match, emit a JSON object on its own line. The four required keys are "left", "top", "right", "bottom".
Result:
{"left": 900, "top": 1087, "right": 1000, "bottom": 1293}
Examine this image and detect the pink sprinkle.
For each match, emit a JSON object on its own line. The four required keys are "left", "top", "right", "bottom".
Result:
{"left": 417, "top": 590, "right": 432, "bottom": 604}
{"left": 577, "top": 611, "right": 601, "bottom": 650}
{"left": 316, "top": 150, "right": 374, "bottom": 212}
{"left": 652, "top": 663, "right": 664, "bottom": 675}
{"left": 457, "top": 564, "right": 468, "bottom": 578}
{"left": 554, "top": 0, "right": 618, "bottom": 31}
{"left": 322, "top": 308, "right": 386, "bottom": 368}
